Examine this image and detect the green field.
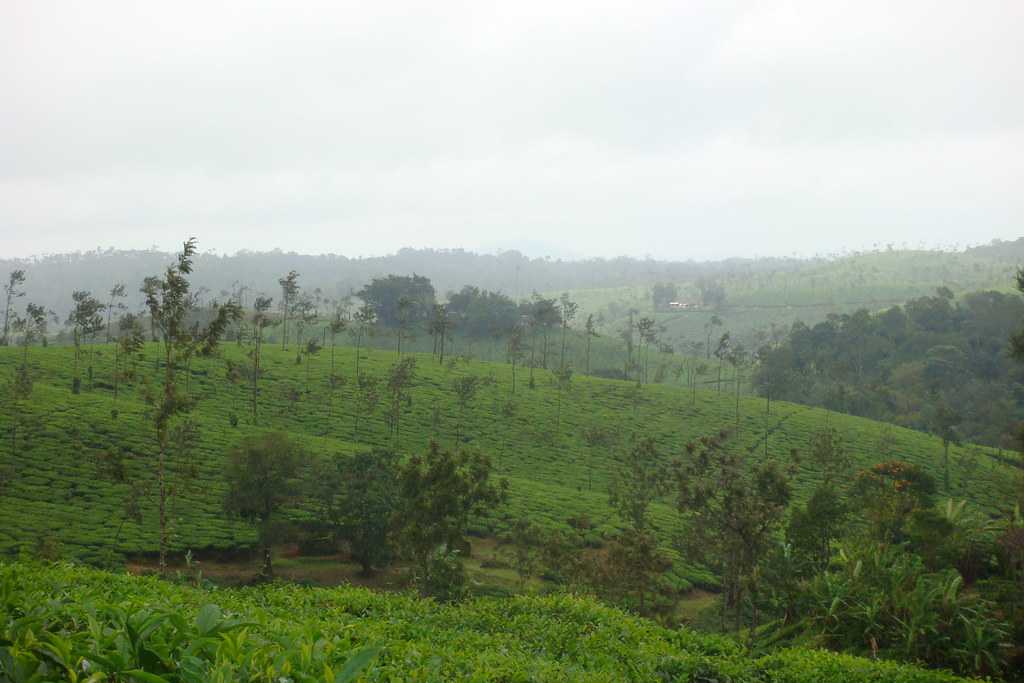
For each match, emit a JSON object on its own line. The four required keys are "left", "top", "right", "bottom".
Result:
{"left": 0, "top": 341, "right": 1017, "bottom": 583}
{"left": 0, "top": 561, "right": 972, "bottom": 682}
{"left": 556, "top": 248, "right": 1019, "bottom": 350}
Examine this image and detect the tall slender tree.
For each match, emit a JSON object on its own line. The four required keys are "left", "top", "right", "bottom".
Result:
{"left": 113, "top": 312, "right": 144, "bottom": 402}
{"left": 105, "top": 283, "right": 127, "bottom": 342}
{"left": 704, "top": 314, "right": 722, "bottom": 360}
{"left": 278, "top": 270, "right": 300, "bottom": 350}
{"left": 386, "top": 357, "right": 417, "bottom": 448}
{"left": 607, "top": 437, "right": 670, "bottom": 614}
{"left": 67, "top": 290, "right": 105, "bottom": 394}
{"left": 583, "top": 313, "right": 599, "bottom": 375}
{"left": 1, "top": 270, "right": 26, "bottom": 347}
{"left": 353, "top": 373, "right": 380, "bottom": 442}
{"left": 11, "top": 303, "right": 49, "bottom": 398}
{"left": 396, "top": 296, "right": 414, "bottom": 357}
{"left": 636, "top": 316, "right": 656, "bottom": 384}
{"left": 558, "top": 293, "right": 578, "bottom": 371}
{"left": 931, "top": 401, "right": 961, "bottom": 493}
{"left": 352, "top": 302, "right": 377, "bottom": 379}
{"left": 249, "top": 296, "right": 274, "bottom": 422}
{"left": 142, "top": 238, "right": 239, "bottom": 571}
{"left": 507, "top": 322, "right": 525, "bottom": 395}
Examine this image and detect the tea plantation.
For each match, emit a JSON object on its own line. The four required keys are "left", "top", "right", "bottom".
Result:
{"left": 0, "top": 341, "right": 1018, "bottom": 582}
{"left": 0, "top": 561, "right": 975, "bottom": 682}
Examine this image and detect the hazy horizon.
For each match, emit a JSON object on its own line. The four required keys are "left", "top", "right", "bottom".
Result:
{"left": 3, "top": 1, "right": 1022, "bottom": 261}
{"left": 2, "top": 233, "right": 1018, "bottom": 265}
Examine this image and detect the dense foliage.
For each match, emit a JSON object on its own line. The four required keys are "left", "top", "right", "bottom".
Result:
{"left": 754, "top": 289, "right": 1024, "bottom": 449}
{"left": 0, "top": 561, "right": 974, "bottom": 682}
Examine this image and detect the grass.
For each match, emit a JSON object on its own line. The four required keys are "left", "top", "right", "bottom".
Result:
{"left": 0, "top": 340, "right": 1019, "bottom": 587}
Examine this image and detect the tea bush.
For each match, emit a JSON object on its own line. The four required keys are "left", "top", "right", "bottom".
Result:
{"left": 0, "top": 562, "right": 975, "bottom": 682}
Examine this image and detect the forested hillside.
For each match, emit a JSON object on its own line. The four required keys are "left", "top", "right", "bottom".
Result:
{"left": 753, "top": 288, "right": 1024, "bottom": 448}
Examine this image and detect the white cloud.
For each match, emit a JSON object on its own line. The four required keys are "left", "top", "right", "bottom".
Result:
{"left": 1, "top": 0, "right": 1021, "bottom": 259}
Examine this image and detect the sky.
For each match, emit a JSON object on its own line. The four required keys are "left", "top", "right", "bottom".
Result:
{"left": 2, "top": 1, "right": 1022, "bottom": 261}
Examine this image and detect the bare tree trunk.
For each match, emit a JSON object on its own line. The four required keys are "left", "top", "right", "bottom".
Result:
{"left": 158, "top": 439, "right": 167, "bottom": 572}
{"left": 261, "top": 542, "right": 273, "bottom": 579}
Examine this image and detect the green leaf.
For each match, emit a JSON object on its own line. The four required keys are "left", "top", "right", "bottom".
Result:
{"left": 195, "top": 604, "right": 221, "bottom": 636}
{"left": 122, "top": 669, "right": 172, "bottom": 683}
{"left": 334, "top": 646, "right": 381, "bottom": 683}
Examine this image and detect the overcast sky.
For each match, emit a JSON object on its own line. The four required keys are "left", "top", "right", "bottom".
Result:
{"left": 2, "top": 1, "right": 1021, "bottom": 261}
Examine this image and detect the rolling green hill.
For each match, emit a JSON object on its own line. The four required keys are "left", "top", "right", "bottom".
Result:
{"left": 0, "top": 561, "right": 972, "bottom": 682}
{"left": 0, "top": 341, "right": 1017, "bottom": 580}
{"left": 556, "top": 248, "right": 1019, "bottom": 352}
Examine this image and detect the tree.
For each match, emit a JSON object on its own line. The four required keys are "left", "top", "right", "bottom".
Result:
{"left": 67, "top": 290, "right": 105, "bottom": 393}
{"left": 607, "top": 437, "right": 670, "bottom": 614}
{"left": 223, "top": 431, "right": 305, "bottom": 579}
{"left": 293, "top": 292, "right": 318, "bottom": 362}
{"left": 327, "top": 305, "right": 348, "bottom": 378}
{"left": 313, "top": 448, "right": 399, "bottom": 576}
{"left": 395, "top": 295, "right": 414, "bottom": 357}
{"left": 509, "top": 517, "right": 541, "bottom": 588}
{"left": 636, "top": 317, "right": 657, "bottom": 384}
{"left": 930, "top": 401, "right": 961, "bottom": 493}
{"left": 786, "top": 485, "right": 848, "bottom": 575}
{"left": 851, "top": 460, "right": 936, "bottom": 543}
{"left": 529, "top": 294, "right": 560, "bottom": 369}
{"left": 583, "top": 313, "right": 599, "bottom": 375}
{"left": 507, "top": 322, "right": 525, "bottom": 394}
{"left": 301, "top": 338, "right": 322, "bottom": 393}
{"left": 249, "top": 295, "right": 274, "bottom": 422}
{"left": 351, "top": 301, "right": 376, "bottom": 378}
{"left": 142, "top": 238, "right": 240, "bottom": 570}
{"left": 713, "top": 331, "right": 731, "bottom": 393}
{"left": 620, "top": 310, "right": 637, "bottom": 382}
{"left": 673, "top": 430, "right": 792, "bottom": 632}
{"left": 385, "top": 357, "right": 416, "bottom": 448}
{"left": 451, "top": 374, "right": 482, "bottom": 445}
{"left": 558, "top": 293, "right": 578, "bottom": 371}
{"left": 703, "top": 314, "right": 722, "bottom": 360}
{"left": 357, "top": 274, "right": 435, "bottom": 328}
{"left": 326, "top": 306, "right": 348, "bottom": 422}
{"left": 808, "top": 426, "right": 851, "bottom": 487}
{"left": 9, "top": 303, "right": 49, "bottom": 400}
{"left": 591, "top": 527, "right": 671, "bottom": 617}
{"left": 427, "top": 303, "right": 453, "bottom": 365}
{"left": 1, "top": 270, "right": 26, "bottom": 347}
{"left": 113, "top": 312, "right": 145, "bottom": 402}
{"left": 105, "top": 283, "right": 127, "bottom": 342}
{"left": 609, "top": 437, "right": 666, "bottom": 534}
{"left": 353, "top": 373, "right": 380, "bottom": 442}
{"left": 394, "top": 441, "right": 508, "bottom": 594}
{"left": 278, "top": 270, "right": 300, "bottom": 350}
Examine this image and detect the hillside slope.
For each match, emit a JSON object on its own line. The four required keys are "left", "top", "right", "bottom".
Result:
{"left": 0, "top": 343, "right": 1018, "bottom": 576}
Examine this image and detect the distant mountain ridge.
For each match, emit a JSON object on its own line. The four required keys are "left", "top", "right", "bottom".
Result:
{"left": 1, "top": 239, "right": 1019, "bottom": 317}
